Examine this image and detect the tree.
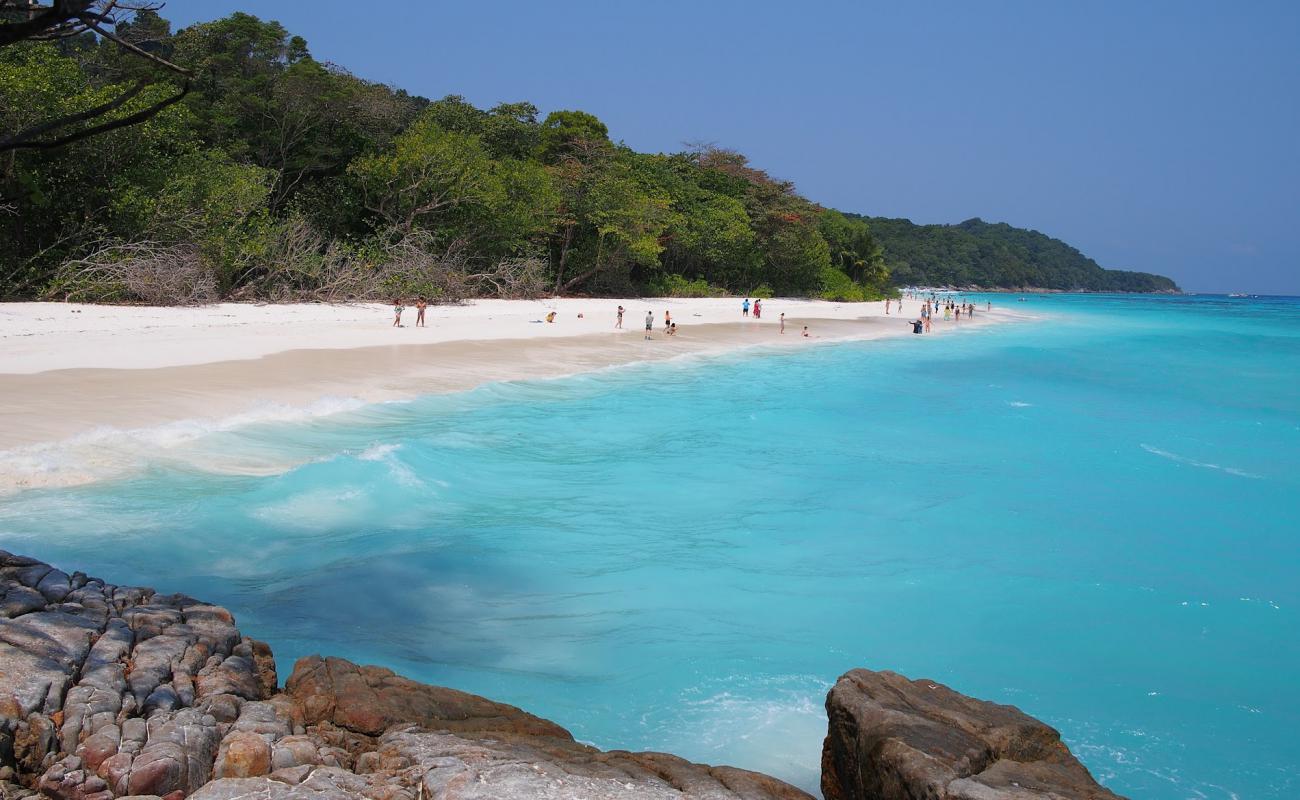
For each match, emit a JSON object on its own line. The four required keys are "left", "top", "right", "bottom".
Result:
{"left": 0, "top": 0, "right": 191, "bottom": 152}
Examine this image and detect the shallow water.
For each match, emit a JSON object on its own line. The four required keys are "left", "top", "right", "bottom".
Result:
{"left": 2, "top": 294, "right": 1297, "bottom": 797}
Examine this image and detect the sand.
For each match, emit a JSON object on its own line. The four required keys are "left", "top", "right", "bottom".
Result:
{"left": 0, "top": 297, "right": 1018, "bottom": 491}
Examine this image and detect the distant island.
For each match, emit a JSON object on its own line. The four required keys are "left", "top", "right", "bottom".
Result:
{"left": 853, "top": 215, "right": 1180, "bottom": 293}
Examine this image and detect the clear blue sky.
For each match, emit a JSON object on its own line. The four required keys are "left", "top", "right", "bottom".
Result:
{"left": 161, "top": 0, "right": 1299, "bottom": 294}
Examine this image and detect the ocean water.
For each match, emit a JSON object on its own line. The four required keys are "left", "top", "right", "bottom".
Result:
{"left": 2, "top": 293, "right": 1297, "bottom": 798}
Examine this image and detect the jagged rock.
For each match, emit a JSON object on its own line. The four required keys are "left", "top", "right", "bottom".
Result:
{"left": 821, "top": 669, "right": 1123, "bottom": 800}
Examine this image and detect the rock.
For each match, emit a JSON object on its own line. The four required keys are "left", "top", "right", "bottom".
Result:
{"left": 213, "top": 732, "right": 271, "bottom": 779}
{"left": 195, "top": 656, "right": 262, "bottom": 702}
{"left": 284, "top": 656, "right": 571, "bottom": 739}
{"left": 821, "top": 669, "right": 1124, "bottom": 800}
{"left": 3, "top": 551, "right": 1131, "bottom": 800}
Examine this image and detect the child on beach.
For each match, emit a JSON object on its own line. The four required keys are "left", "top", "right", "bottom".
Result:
{"left": 546, "top": 311, "right": 556, "bottom": 323}
{"left": 415, "top": 298, "right": 427, "bottom": 327}
{"left": 802, "top": 326, "right": 810, "bottom": 337}
{"left": 616, "top": 305, "right": 624, "bottom": 328}
{"left": 392, "top": 299, "right": 404, "bottom": 327}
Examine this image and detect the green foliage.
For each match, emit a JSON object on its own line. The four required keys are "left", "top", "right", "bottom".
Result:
{"left": 859, "top": 216, "right": 1179, "bottom": 292}
{"left": 819, "top": 266, "right": 869, "bottom": 302}
{"left": 647, "top": 274, "right": 726, "bottom": 298}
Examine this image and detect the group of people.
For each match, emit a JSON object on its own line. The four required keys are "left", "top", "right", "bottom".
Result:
{"left": 391, "top": 298, "right": 429, "bottom": 327}
{"left": 613, "top": 300, "right": 810, "bottom": 339}
{"left": 910, "top": 297, "right": 987, "bottom": 334}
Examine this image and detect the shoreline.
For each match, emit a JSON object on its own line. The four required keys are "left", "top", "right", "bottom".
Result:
{"left": 0, "top": 298, "right": 1024, "bottom": 491}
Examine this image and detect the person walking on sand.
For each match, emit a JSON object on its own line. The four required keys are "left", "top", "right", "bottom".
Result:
{"left": 753, "top": 298, "right": 762, "bottom": 319}
{"left": 924, "top": 313, "right": 932, "bottom": 333}
{"left": 645, "top": 310, "right": 654, "bottom": 339}
{"left": 616, "top": 305, "right": 625, "bottom": 329}
{"left": 415, "top": 298, "right": 427, "bottom": 327}
{"left": 392, "top": 299, "right": 404, "bottom": 328}
{"left": 664, "top": 309, "right": 672, "bottom": 331}
{"left": 779, "top": 312, "right": 785, "bottom": 334}
{"left": 742, "top": 298, "right": 750, "bottom": 317}
{"left": 886, "top": 298, "right": 891, "bottom": 315}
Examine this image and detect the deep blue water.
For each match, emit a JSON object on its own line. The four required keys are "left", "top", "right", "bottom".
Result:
{"left": 2, "top": 293, "right": 1297, "bottom": 797}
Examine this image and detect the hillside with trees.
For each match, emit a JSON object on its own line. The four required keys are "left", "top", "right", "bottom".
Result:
{"left": 0, "top": 8, "right": 890, "bottom": 303}
{"left": 1, "top": 5, "right": 1175, "bottom": 303}
{"left": 857, "top": 216, "right": 1179, "bottom": 292}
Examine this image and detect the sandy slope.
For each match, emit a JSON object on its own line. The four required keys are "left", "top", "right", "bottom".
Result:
{"left": 0, "top": 297, "right": 1017, "bottom": 489}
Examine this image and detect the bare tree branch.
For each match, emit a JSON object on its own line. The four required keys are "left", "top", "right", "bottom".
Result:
{"left": 0, "top": 80, "right": 188, "bottom": 151}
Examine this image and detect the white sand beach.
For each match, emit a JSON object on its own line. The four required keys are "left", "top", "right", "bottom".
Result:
{"left": 0, "top": 297, "right": 1018, "bottom": 490}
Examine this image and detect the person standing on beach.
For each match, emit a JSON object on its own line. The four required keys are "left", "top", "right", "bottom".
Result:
{"left": 753, "top": 299, "right": 762, "bottom": 319}
{"left": 616, "top": 305, "right": 624, "bottom": 329}
{"left": 886, "top": 298, "right": 891, "bottom": 315}
{"left": 742, "top": 298, "right": 750, "bottom": 317}
{"left": 415, "top": 298, "right": 427, "bottom": 327}
{"left": 645, "top": 310, "right": 654, "bottom": 339}
{"left": 392, "top": 299, "right": 404, "bottom": 327}
{"left": 664, "top": 309, "right": 672, "bottom": 331}
{"left": 779, "top": 312, "right": 785, "bottom": 333}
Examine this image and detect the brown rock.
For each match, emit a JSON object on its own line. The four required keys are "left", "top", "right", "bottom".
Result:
{"left": 284, "top": 656, "right": 571, "bottom": 739}
{"left": 214, "top": 732, "right": 271, "bottom": 779}
{"left": 821, "top": 669, "right": 1124, "bottom": 800}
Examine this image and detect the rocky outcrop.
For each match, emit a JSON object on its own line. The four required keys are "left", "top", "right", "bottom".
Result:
{"left": 821, "top": 669, "right": 1124, "bottom": 800}
{"left": 3, "top": 551, "right": 1122, "bottom": 800}
{"left": 1, "top": 552, "right": 812, "bottom": 800}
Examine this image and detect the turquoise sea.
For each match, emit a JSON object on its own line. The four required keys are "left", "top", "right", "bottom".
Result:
{"left": 2, "top": 293, "right": 1297, "bottom": 798}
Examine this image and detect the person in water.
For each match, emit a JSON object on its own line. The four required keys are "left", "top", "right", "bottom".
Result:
{"left": 392, "top": 299, "right": 404, "bottom": 327}
{"left": 644, "top": 310, "right": 654, "bottom": 339}
{"left": 415, "top": 298, "right": 427, "bottom": 327}
{"left": 616, "top": 305, "right": 624, "bottom": 329}
{"left": 911, "top": 319, "right": 924, "bottom": 334}
{"left": 802, "top": 326, "right": 810, "bottom": 337}
{"left": 742, "top": 298, "right": 750, "bottom": 317}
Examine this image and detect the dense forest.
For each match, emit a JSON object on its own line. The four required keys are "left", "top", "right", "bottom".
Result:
{"left": 858, "top": 216, "right": 1179, "bottom": 292}
{"left": 0, "top": 8, "right": 892, "bottom": 303}
{"left": 1, "top": 7, "right": 1176, "bottom": 303}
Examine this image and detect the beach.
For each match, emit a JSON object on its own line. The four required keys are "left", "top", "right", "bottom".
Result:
{"left": 0, "top": 297, "right": 1011, "bottom": 489}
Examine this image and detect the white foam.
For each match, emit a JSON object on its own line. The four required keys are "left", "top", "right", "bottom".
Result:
{"left": 0, "top": 395, "right": 370, "bottom": 494}
{"left": 1139, "top": 444, "right": 1263, "bottom": 479}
